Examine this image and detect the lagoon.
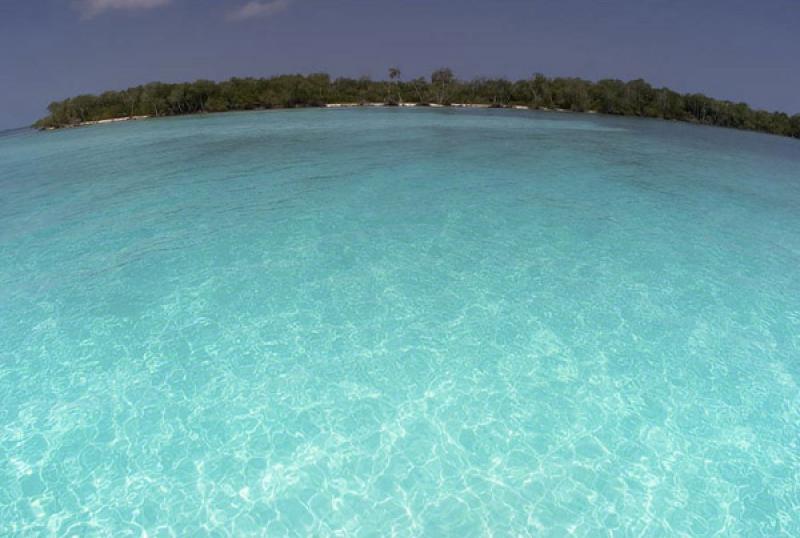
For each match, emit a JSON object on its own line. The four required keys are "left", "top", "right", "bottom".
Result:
{"left": 1, "top": 108, "right": 799, "bottom": 536}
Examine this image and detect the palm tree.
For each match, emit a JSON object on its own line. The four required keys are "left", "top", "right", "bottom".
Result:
{"left": 388, "top": 67, "right": 402, "bottom": 104}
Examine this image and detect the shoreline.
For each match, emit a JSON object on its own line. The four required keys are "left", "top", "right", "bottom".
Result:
{"left": 42, "top": 115, "right": 150, "bottom": 131}
{"left": 41, "top": 105, "right": 587, "bottom": 131}
{"left": 35, "top": 106, "right": 795, "bottom": 140}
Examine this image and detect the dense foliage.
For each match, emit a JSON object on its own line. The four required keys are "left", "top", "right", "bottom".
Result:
{"left": 35, "top": 69, "right": 800, "bottom": 138}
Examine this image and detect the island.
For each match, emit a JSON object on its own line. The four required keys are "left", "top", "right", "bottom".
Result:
{"left": 35, "top": 68, "right": 800, "bottom": 139}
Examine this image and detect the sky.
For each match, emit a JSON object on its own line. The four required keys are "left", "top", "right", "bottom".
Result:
{"left": 1, "top": 0, "right": 799, "bottom": 129}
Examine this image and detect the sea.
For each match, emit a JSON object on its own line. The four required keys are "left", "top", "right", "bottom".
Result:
{"left": 1, "top": 108, "right": 799, "bottom": 536}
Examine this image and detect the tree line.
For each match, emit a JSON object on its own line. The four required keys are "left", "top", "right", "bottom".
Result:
{"left": 35, "top": 68, "right": 800, "bottom": 138}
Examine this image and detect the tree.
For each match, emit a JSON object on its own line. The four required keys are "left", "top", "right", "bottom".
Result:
{"left": 188, "top": 79, "right": 217, "bottom": 112}
{"left": 388, "top": 67, "right": 402, "bottom": 104}
{"left": 307, "top": 73, "right": 331, "bottom": 104}
{"left": 140, "top": 82, "right": 169, "bottom": 117}
{"left": 167, "top": 84, "right": 187, "bottom": 114}
{"left": 431, "top": 68, "right": 455, "bottom": 104}
{"left": 591, "top": 79, "right": 625, "bottom": 114}
{"left": 120, "top": 88, "right": 140, "bottom": 117}
{"left": 31, "top": 72, "right": 800, "bottom": 139}
{"left": 791, "top": 114, "right": 800, "bottom": 138}
{"left": 409, "top": 77, "right": 428, "bottom": 103}
{"left": 527, "top": 73, "right": 553, "bottom": 108}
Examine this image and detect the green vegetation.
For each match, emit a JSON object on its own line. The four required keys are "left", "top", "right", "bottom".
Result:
{"left": 35, "top": 69, "right": 800, "bottom": 138}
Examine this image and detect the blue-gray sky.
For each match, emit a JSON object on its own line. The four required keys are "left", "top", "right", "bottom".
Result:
{"left": 1, "top": 0, "right": 798, "bottom": 129}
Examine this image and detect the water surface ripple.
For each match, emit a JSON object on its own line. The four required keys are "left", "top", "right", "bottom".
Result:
{"left": 1, "top": 109, "right": 799, "bottom": 536}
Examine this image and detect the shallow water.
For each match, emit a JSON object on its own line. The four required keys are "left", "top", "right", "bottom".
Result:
{"left": 1, "top": 108, "right": 799, "bottom": 536}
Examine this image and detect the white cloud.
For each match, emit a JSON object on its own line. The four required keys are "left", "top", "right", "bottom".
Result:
{"left": 228, "top": 0, "right": 292, "bottom": 21}
{"left": 75, "top": 0, "right": 171, "bottom": 18}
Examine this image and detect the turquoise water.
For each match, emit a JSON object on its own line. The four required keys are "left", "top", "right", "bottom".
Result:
{"left": 1, "top": 108, "right": 799, "bottom": 536}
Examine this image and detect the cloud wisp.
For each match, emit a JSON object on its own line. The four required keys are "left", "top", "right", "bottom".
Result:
{"left": 228, "top": 0, "right": 292, "bottom": 21}
{"left": 75, "top": 0, "right": 171, "bottom": 19}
